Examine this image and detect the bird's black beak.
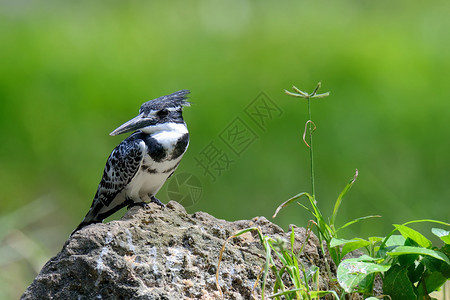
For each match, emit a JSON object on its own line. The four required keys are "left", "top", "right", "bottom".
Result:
{"left": 109, "top": 113, "right": 155, "bottom": 136}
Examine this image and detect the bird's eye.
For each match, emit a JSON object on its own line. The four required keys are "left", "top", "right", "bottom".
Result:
{"left": 157, "top": 109, "right": 169, "bottom": 118}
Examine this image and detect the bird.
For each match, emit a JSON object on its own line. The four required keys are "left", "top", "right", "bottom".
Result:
{"left": 71, "top": 90, "right": 191, "bottom": 236}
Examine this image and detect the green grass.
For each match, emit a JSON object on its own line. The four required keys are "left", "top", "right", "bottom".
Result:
{"left": 216, "top": 225, "right": 339, "bottom": 300}
{"left": 217, "top": 83, "right": 450, "bottom": 299}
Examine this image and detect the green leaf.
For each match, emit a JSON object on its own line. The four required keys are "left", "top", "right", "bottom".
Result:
{"left": 385, "top": 234, "right": 406, "bottom": 247}
{"left": 291, "top": 255, "right": 302, "bottom": 288}
{"left": 432, "top": 228, "right": 450, "bottom": 244}
{"left": 387, "top": 246, "right": 450, "bottom": 265}
{"left": 330, "top": 238, "right": 372, "bottom": 258}
{"left": 404, "top": 237, "right": 420, "bottom": 247}
{"left": 353, "top": 254, "right": 382, "bottom": 262}
{"left": 368, "top": 236, "right": 383, "bottom": 243}
{"left": 378, "top": 235, "right": 404, "bottom": 258}
{"left": 309, "top": 290, "right": 339, "bottom": 299}
{"left": 337, "top": 257, "right": 390, "bottom": 293}
{"left": 417, "top": 271, "right": 448, "bottom": 296}
{"left": 394, "top": 224, "right": 432, "bottom": 248}
{"left": 330, "top": 238, "right": 350, "bottom": 248}
{"left": 342, "top": 239, "right": 372, "bottom": 258}
{"left": 421, "top": 255, "right": 450, "bottom": 276}
{"left": 290, "top": 227, "right": 295, "bottom": 250}
{"left": 380, "top": 220, "right": 449, "bottom": 252}
{"left": 329, "top": 248, "right": 339, "bottom": 267}
{"left": 407, "top": 260, "right": 424, "bottom": 283}
{"left": 397, "top": 251, "right": 418, "bottom": 267}
{"left": 383, "top": 265, "right": 417, "bottom": 300}
{"left": 269, "top": 289, "right": 339, "bottom": 299}
{"left": 442, "top": 244, "right": 450, "bottom": 258}
{"left": 261, "top": 237, "right": 273, "bottom": 299}
{"left": 268, "top": 288, "right": 304, "bottom": 298}
{"left": 305, "top": 265, "right": 319, "bottom": 282}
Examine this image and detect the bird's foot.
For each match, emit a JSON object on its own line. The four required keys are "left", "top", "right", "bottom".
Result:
{"left": 127, "top": 201, "right": 150, "bottom": 210}
{"left": 150, "top": 196, "right": 165, "bottom": 208}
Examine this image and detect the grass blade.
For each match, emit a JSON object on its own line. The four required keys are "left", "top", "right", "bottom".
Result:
{"left": 402, "top": 219, "right": 450, "bottom": 227}
{"left": 336, "top": 215, "right": 381, "bottom": 234}
{"left": 273, "top": 192, "right": 311, "bottom": 218}
{"left": 330, "top": 169, "right": 358, "bottom": 228}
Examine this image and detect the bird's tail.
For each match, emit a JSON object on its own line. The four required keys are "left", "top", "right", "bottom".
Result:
{"left": 70, "top": 215, "right": 101, "bottom": 237}
{"left": 70, "top": 198, "right": 105, "bottom": 237}
{"left": 70, "top": 219, "right": 100, "bottom": 237}
{"left": 70, "top": 194, "right": 129, "bottom": 237}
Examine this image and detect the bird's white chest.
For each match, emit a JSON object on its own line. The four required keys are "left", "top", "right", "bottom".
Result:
{"left": 126, "top": 169, "right": 169, "bottom": 200}
{"left": 125, "top": 123, "right": 188, "bottom": 202}
{"left": 152, "top": 130, "right": 183, "bottom": 154}
{"left": 126, "top": 155, "right": 183, "bottom": 200}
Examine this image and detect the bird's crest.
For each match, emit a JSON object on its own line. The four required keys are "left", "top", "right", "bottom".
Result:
{"left": 139, "top": 90, "right": 190, "bottom": 114}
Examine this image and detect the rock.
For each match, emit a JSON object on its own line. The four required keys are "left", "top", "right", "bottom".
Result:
{"left": 21, "top": 201, "right": 336, "bottom": 300}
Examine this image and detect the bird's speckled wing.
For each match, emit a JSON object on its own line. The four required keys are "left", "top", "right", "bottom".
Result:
{"left": 96, "top": 138, "right": 144, "bottom": 207}
{"left": 71, "top": 136, "right": 145, "bottom": 235}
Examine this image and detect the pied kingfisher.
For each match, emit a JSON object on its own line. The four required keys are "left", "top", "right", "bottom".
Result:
{"left": 71, "top": 90, "right": 190, "bottom": 235}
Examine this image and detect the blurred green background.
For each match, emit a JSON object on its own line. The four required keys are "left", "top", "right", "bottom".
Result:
{"left": 1, "top": 0, "right": 450, "bottom": 298}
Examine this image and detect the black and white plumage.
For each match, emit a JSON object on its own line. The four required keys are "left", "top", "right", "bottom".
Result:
{"left": 71, "top": 90, "right": 190, "bottom": 235}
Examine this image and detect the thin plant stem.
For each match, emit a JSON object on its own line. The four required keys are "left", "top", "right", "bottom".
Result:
{"left": 286, "top": 82, "right": 328, "bottom": 199}
{"left": 307, "top": 97, "right": 315, "bottom": 200}
{"left": 285, "top": 82, "right": 331, "bottom": 279}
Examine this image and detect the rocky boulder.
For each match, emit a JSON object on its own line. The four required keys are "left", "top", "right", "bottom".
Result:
{"left": 21, "top": 201, "right": 335, "bottom": 299}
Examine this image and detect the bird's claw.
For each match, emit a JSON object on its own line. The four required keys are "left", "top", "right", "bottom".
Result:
{"left": 150, "top": 196, "right": 165, "bottom": 208}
